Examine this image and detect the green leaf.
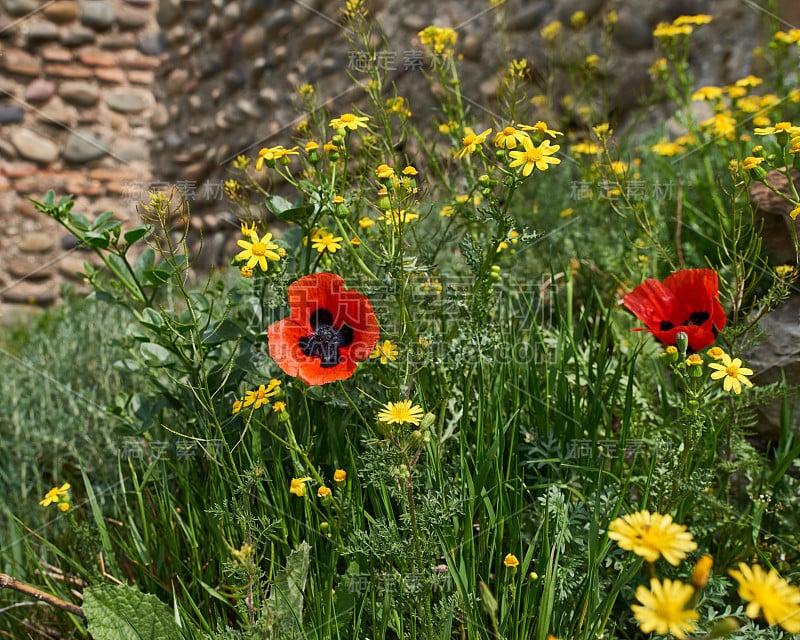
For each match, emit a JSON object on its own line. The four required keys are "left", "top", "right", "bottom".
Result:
{"left": 91, "top": 211, "right": 116, "bottom": 230}
{"left": 83, "top": 231, "right": 111, "bottom": 249}
{"left": 201, "top": 318, "right": 242, "bottom": 344}
{"left": 142, "top": 267, "right": 172, "bottom": 286}
{"left": 68, "top": 211, "right": 91, "bottom": 231}
{"left": 124, "top": 225, "right": 151, "bottom": 245}
{"left": 135, "top": 247, "right": 156, "bottom": 272}
{"left": 140, "top": 308, "right": 165, "bottom": 332}
{"left": 140, "top": 342, "right": 173, "bottom": 366}
{"left": 264, "top": 540, "right": 310, "bottom": 639}
{"left": 83, "top": 584, "right": 185, "bottom": 640}
{"left": 106, "top": 254, "right": 143, "bottom": 301}
{"left": 265, "top": 194, "right": 294, "bottom": 214}
{"left": 266, "top": 195, "right": 310, "bottom": 224}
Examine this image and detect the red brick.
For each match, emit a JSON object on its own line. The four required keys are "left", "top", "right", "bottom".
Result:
{"left": 65, "top": 180, "right": 104, "bottom": 196}
{"left": 88, "top": 168, "right": 140, "bottom": 182}
{"left": 119, "top": 54, "right": 162, "bottom": 71}
{"left": 79, "top": 50, "right": 118, "bottom": 68}
{"left": 94, "top": 67, "right": 126, "bottom": 83}
{"left": 127, "top": 69, "right": 155, "bottom": 85}
{"left": 1, "top": 162, "right": 39, "bottom": 178}
{"left": 42, "top": 47, "right": 74, "bottom": 63}
{"left": 16, "top": 176, "right": 65, "bottom": 193}
{"left": 44, "top": 63, "right": 93, "bottom": 78}
{"left": 2, "top": 48, "right": 40, "bottom": 76}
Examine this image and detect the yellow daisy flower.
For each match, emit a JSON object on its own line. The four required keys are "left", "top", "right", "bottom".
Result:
{"left": 708, "top": 353, "right": 754, "bottom": 394}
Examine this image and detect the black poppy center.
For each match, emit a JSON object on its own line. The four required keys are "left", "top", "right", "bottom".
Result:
{"left": 298, "top": 308, "right": 354, "bottom": 368}
{"left": 659, "top": 310, "right": 710, "bottom": 332}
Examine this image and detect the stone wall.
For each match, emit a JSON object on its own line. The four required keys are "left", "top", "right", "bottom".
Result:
{"left": 0, "top": 0, "right": 161, "bottom": 310}
{"left": 0, "top": 0, "right": 790, "bottom": 318}
{"left": 148, "top": 0, "right": 773, "bottom": 223}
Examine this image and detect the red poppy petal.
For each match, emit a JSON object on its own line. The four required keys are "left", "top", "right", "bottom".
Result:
{"left": 296, "top": 358, "right": 358, "bottom": 386}
{"left": 287, "top": 273, "right": 341, "bottom": 323}
{"left": 663, "top": 269, "right": 725, "bottom": 330}
{"left": 269, "top": 272, "right": 381, "bottom": 385}
{"left": 623, "top": 279, "right": 678, "bottom": 330}
{"left": 268, "top": 317, "right": 309, "bottom": 379}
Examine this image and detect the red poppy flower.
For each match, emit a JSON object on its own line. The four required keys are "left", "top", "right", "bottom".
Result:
{"left": 268, "top": 272, "right": 380, "bottom": 385}
{"left": 623, "top": 269, "right": 726, "bottom": 351}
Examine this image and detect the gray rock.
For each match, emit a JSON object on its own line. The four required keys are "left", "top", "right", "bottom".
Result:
{"left": 59, "top": 80, "right": 100, "bottom": 106}
{"left": 750, "top": 170, "right": 800, "bottom": 265}
{"left": 557, "top": 0, "right": 605, "bottom": 23}
{"left": 57, "top": 255, "right": 91, "bottom": 281}
{"left": 10, "top": 128, "right": 59, "bottom": 164}
{"left": 61, "top": 24, "right": 96, "bottom": 46}
{"left": 612, "top": 10, "right": 652, "bottom": 51}
{"left": 7, "top": 258, "right": 53, "bottom": 280}
{"left": 461, "top": 33, "right": 482, "bottom": 61}
{"left": 746, "top": 294, "right": 800, "bottom": 439}
{"left": 80, "top": 1, "right": 115, "bottom": 30}
{"left": 3, "top": 0, "right": 39, "bottom": 16}
{"left": 137, "top": 33, "right": 165, "bottom": 55}
{"left": 243, "top": 0, "right": 272, "bottom": 21}
{"left": 510, "top": 1, "right": 551, "bottom": 31}
{"left": 62, "top": 130, "right": 107, "bottom": 162}
{"left": 2, "top": 282, "right": 59, "bottom": 306}
{"left": 0, "top": 106, "right": 25, "bottom": 124}
{"left": 116, "top": 138, "right": 149, "bottom": 162}
{"left": 105, "top": 88, "right": 153, "bottom": 113}
{"left": 115, "top": 7, "right": 150, "bottom": 30}
{"left": 24, "top": 78, "right": 56, "bottom": 103}
{"left": 17, "top": 234, "right": 56, "bottom": 253}
{"left": 150, "top": 103, "right": 169, "bottom": 129}
{"left": 156, "top": 0, "right": 181, "bottom": 26}
{"left": 265, "top": 8, "right": 292, "bottom": 33}
{"left": 25, "top": 21, "right": 61, "bottom": 43}
{"left": 401, "top": 14, "right": 426, "bottom": 31}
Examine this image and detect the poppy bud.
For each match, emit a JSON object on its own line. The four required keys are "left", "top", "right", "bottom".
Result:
{"left": 675, "top": 331, "right": 689, "bottom": 356}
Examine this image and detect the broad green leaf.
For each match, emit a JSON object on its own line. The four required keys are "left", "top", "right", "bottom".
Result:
{"left": 265, "top": 194, "right": 294, "bottom": 214}
{"left": 135, "top": 247, "right": 156, "bottom": 272}
{"left": 82, "top": 231, "right": 111, "bottom": 249}
{"left": 140, "top": 342, "right": 173, "bottom": 366}
{"left": 140, "top": 308, "right": 165, "bottom": 332}
{"left": 201, "top": 318, "right": 242, "bottom": 344}
{"left": 142, "top": 267, "right": 172, "bottom": 286}
{"left": 91, "top": 211, "right": 116, "bottom": 229}
{"left": 106, "top": 254, "right": 142, "bottom": 301}
{"left": 124, "top": 225, "right": 151, "bottom": 245}
{"left": 83, "top": 584, "right": 185, "bottom": 640}
{"left": 68, "top": 211, "right": 91, "bottom": 231}
{"left": 264, "top": 540, "right": 310, "bottom": 639}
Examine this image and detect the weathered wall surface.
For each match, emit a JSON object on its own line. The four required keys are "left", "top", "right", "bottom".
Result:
{"left": 0, "top": 0, "right": 790, "bottom": 316}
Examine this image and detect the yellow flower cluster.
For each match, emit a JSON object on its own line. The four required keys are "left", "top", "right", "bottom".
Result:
{"left": 40, "top": 482, "right": 71, "bottom": 512}
{"left": 418, "top": 25, "right": 457, "bottom": 55}
{"left": 232, "top": 379, "right": 282, "bottom": 413}
{"left": 455, "top": 121, "right": 563, "bottom": 177}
